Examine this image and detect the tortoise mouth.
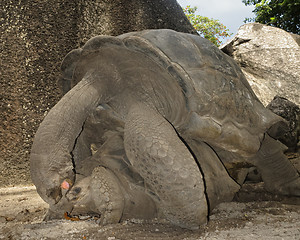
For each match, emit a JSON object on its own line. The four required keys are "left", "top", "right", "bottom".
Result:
{"left": 64, "top": 210, "right": 101, "bottom": 221}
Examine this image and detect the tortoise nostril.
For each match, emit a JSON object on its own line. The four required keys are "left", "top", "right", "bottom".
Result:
{"left": 47, "top": 187, "right": 62, "bottom": 204}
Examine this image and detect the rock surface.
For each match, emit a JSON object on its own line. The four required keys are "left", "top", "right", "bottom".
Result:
{"left": 0, "top": 0, "right": 195, "bottom": 187}
{"left": 221, "top": 23, "right": 300, "bottom": 106}
{"left": 267, "top": 96, "right": 300, "bottom": 151}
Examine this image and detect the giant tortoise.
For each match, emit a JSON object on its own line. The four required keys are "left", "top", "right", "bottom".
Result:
{"left": 30, "top": 29, "right": 300, "bottom": 229}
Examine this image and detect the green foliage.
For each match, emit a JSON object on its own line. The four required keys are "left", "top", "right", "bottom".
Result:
{"left": 242, "top": 0, "right": 300, "bottom": 34}
{"left": 183, "top": 6, "right": 232, "bottom": 46}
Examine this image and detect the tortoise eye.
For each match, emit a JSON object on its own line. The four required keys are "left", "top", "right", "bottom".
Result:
{"left": 74, "top": 187, "right": 81, "bottom": 194}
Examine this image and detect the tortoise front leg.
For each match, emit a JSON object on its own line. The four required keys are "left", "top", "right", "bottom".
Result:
{"left": 252, "top": 134, "right": 300, "bottom": 196}
{"left": 124, "top": 104, "right": 208, "bottom": 229}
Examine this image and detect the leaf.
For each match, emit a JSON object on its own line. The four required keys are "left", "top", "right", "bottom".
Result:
{"left": 183, "top": 6, "right": 232, "bottom": 46}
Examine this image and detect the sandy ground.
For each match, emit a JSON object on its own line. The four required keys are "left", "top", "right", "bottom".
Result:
{"left": 1, "top": 153, "right": 299, "bottom": 239}
{"left": 0, "top": 183, "right": 299, "bottom": 240}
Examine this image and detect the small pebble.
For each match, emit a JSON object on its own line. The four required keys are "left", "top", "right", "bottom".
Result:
{"left": 0, "top": 216, "right": 6, "bottom": 223}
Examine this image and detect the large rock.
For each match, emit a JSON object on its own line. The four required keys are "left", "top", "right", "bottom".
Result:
{"left": 267, "top": 96, "right": 300, "bottom": 151}
{"left": 221, "top": 23, "right": 300, "bottom": 106}
{"left": 0, "top": 0, "right": 195, "bottom": 187}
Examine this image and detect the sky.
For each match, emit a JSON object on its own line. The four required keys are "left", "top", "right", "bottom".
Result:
{"left": 177, "top": 0, "right": 256, "bottom": 43}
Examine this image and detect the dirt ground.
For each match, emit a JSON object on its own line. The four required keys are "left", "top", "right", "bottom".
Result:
{"left": 0, "top": 182, "right": 299, "bottom": 240}
{"left": 0, "top": 153, "right": 299, "bottom": 240}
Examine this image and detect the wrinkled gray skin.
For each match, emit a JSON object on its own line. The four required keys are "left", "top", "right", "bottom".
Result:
{"left": 30, "top": 29, "right": 300, "bottom": 230}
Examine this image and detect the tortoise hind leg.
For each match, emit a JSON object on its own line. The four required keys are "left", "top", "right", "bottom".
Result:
{"left": 186, "top": 140, "right": 241, "bottom": 211}
{"left": 124, "top": 104, "right": 208, "bottom": 229}
{"left": 252, "top": 134, "right": 300, "bottom": 196}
